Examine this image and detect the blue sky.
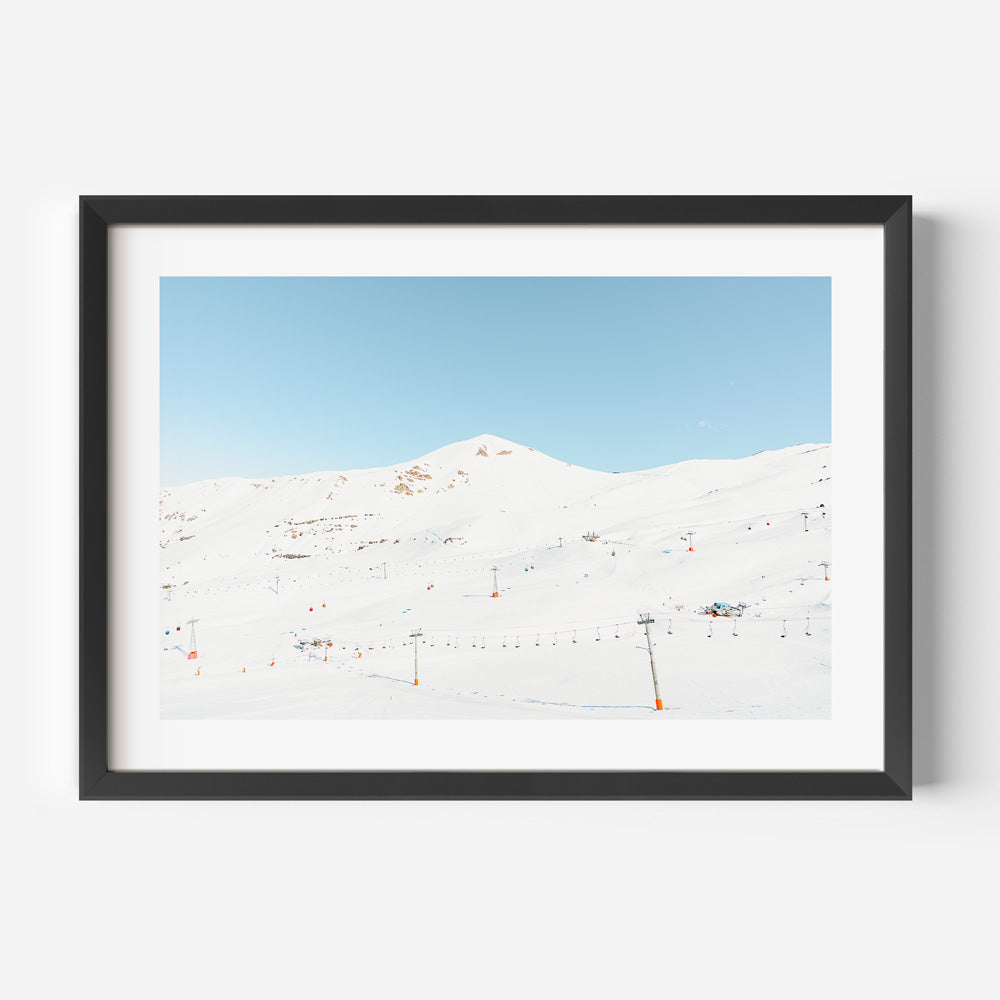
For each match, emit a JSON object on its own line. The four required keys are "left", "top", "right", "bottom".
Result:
{"left": 160, "top": 276, "right": 830, "bottom": 486}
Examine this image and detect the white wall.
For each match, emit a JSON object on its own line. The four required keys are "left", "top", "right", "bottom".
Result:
{"left": 4, "top": 2, "right": 996, "bottom": 997}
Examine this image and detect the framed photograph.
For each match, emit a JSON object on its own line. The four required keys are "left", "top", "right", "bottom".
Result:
{"left": 80, "top": 196, "right": 911, "bottom": 799}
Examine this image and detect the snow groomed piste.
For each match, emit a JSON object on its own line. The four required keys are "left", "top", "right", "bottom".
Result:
{"left": 160, "top": 435, "right": 832, "bottom": 720}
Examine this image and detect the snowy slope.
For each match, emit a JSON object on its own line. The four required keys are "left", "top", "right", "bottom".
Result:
{"left": 159, "top": 434, "right": 832, "bottom": 719}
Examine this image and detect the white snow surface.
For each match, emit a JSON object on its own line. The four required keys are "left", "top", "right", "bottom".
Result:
{"left": 160, "top": 434, "right": 832, "bottom": 719}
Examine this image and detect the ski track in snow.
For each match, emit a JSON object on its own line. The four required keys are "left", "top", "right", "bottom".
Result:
{"left": 159, "top": 434, "right": 832, "bottom": 720}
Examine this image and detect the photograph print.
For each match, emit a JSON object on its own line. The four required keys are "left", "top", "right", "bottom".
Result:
{"left": 159, "top": 275, "right": 831, "bottom": 720}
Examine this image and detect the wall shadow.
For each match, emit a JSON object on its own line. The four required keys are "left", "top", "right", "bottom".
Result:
{"left": 912, "top": 214, "right": 942, "bottom": 785}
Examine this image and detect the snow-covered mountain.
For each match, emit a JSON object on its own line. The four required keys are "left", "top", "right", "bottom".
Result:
{"left": 160, "top": 434, "right": 832, "bottom": 720}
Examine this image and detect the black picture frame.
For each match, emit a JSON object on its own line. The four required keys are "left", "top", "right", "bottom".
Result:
{"left": 80, "top": 195, "right": 912, "bottom": 800}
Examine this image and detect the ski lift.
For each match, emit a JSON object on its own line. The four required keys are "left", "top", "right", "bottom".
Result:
{"left": 780, "top": 620, "right": 787, "bottom": 638}
{"left": 572, "top": 631, "right": 577, "bottom": 643}
{"left": 502, "top": 636, "right": 507, "bottom": 648}
{"left": 595, "top": 628, "right": 601, "bottom": 642}
{"left": 805, "top": 617, "right": 811, "bottom": 637}
{"left": 552, "top": 634, "right": 557, "bottom": 645}
{"left": 707, "top": 621, "right": 713, "bottom": 638}
{"left": 535, "top": 634, "right": 540, "bottom": 646}
{"left": 731, "top": 620, "right": 738, "bottom": 637}
{"left": 614, "top": 624, "right": 620, "bottom": 638}
{"left": 515, "top": 636, "right": 520, "bottom": 648}
{"left": 667, "top": 620, "right": 673, "bottom": 635}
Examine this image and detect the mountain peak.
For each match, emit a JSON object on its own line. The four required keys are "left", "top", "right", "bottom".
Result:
{"left": 412, "top": 434, "right": 534, "bottom": 466}
{"left": 461, "top": 432, "right": 524, "bottom": 451}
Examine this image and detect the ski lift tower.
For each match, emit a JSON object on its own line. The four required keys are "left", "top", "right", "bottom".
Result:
{"left": 186, "top": 618, "right": 199, "bottom": 660}
{"left": 410, "top": 628, "right": 423, "bottom": 686}
{"left": 820, "top": 560, "right": 831, "bottom": 581}
{"left": 491, "top": 566, "right": 500, "bottom": 598}
{"left": 637, "top": 612, "right": 663, "bottom": 711}
{"left": 582, "top": 531, "right": 600, "bottom": 542}
{"left": 685, "top": 531, "right": 696, "bottom": 552}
